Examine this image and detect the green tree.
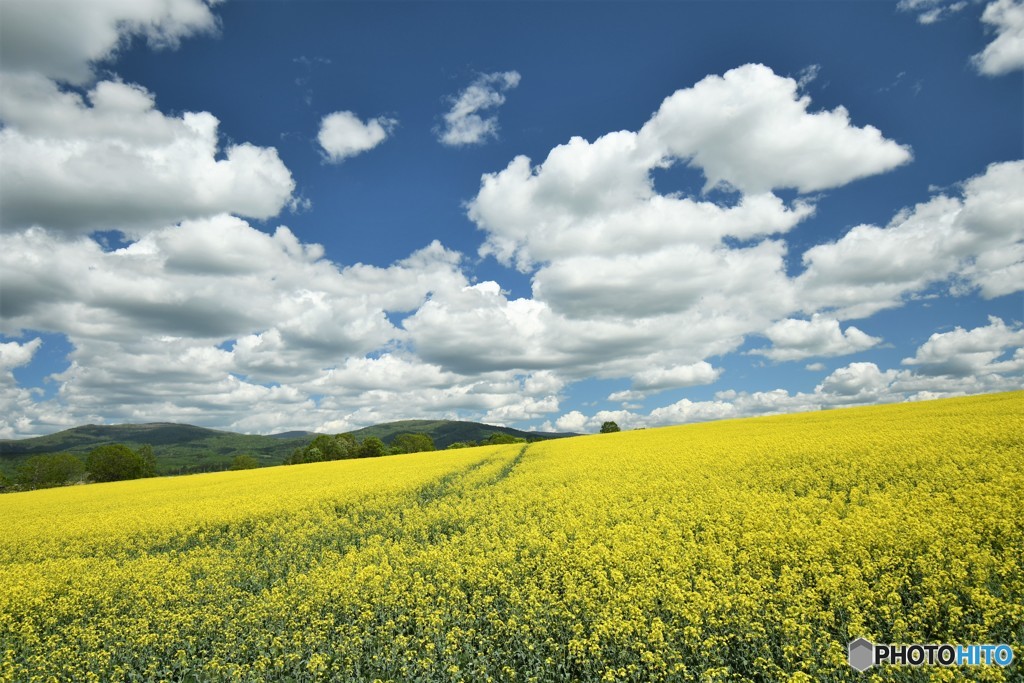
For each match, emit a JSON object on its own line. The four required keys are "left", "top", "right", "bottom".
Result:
{"left": 307, "top": 435, "right": 336, "bottom": 460}
{"left": 357, "top": 436, "right": 388, "bottom": 459}
{"left": 229, "top": 454, "right": 260, "bottom": 470}
{"left": 285, "top": 433, "right": 360, "bottom": 465}
{"left": 15, "top": 452, "right": 85, "bottom": 490}
{"left": 284, "top": 446, "right": 311, "bottom": 465}
{"left": 0, "top": 470, "right": 11, "bottom": 492}
{"left": 136, "top": 444, "right": 157, "bottom": 476}
{"left": 486, "top": 432, "right": 526, "bottom": 445}
{"left": 446, "top": 441, "right": 477, "bottom": 450}
{"left": 600, "top": 421, "right": 621, "bottom": 433}
{"left": 390, "top": 433, "right": 435, "bottom": 454}
{"left": 85, "top": 444, "right": 152, "bottom": 483}
{"left": 332, "top": 433, "right": 359, "bottom": 459}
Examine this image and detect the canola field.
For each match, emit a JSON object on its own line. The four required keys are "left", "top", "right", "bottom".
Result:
{"left": 1, "top": 392, "right": 1022, "bottom": 682}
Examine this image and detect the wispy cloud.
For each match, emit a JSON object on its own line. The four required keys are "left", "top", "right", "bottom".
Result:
{"left": 796, "top": 64, "right": 821, "bottom": 89}
{"left": 899, "top": 0, "right": 1024, "bottom": 75}
{"left": 437, "top": 71, "right": 521, "bottom": 146}
{"left": 897, "top": 0, "right": 969, "bottom": 25}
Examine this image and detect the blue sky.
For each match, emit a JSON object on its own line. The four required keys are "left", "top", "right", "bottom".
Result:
{"left": 0, "top": 0, "right": 1021, "bottom": 437}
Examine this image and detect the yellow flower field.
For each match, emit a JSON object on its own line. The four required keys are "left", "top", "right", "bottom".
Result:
{"left": 1, "top": 392, "right": 1021, "bottom": 682}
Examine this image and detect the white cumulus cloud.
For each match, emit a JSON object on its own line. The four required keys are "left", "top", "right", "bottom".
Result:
{"left": 639, "top": 63, "right": 912, "bottom": 194}
{"left": 817, "top": 362, "right": 901, "bottom": 402}
{"left": 0, "top": 0, "right": 219, "bottom": 85}
{"left": 318, "top": 110, "right": 397, "bottom": 162}
{"left": 435, "top": 64, "right": 912, "bottom": 386}
{"left": 0, "top": 337, "right": 42, "bottom": 375}
{"left": 753, "top": 315, "right": 882, "bottom": 361}
{"left": 0, "top": 337, "right": 50, "bottom": 439}
{"left": 0, "top": 74, "right": 295, "bottom": 235}
{"left": 0, "top": 1, "right": 294, "bottom": 237}
{"left": 975, "top": 0, "right": 1024, "bottom": 74}
{"left": 901, "top": 316, "right": 1024, "bottom": 376}
{"left": 609, "top": 363, "right": 722, "bottom": 403}
{"left": 553, "top": 410, "right": 588, "bottom": 433}
{"left": 799, "top": 160, "right": 1024, "bottom": 318}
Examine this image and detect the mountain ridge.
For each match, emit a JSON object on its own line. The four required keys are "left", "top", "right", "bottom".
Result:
{"left": 0, "top": 420, "right": 576, "bottom": 475}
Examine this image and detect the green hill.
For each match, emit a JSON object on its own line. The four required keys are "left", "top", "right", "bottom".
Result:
{"left": 0, "top": 423, "right": 311, "bottom": 475}
{"left": 346, "top": 419, "right": 575, "bottom": 449}
{"left": 0, "top": 420, "right": 575, "bottom": 476}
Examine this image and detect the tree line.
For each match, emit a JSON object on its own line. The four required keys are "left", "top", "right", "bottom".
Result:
{"left": 283, "top": 431, "right": 527, "bottom": 465}
{"left": 0, "top": 444, "right": 157, "bottom": 492}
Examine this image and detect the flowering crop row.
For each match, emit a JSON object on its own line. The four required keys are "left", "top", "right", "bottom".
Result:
{"left": 1, "top": 391, "right": 1021, "bottom": 681}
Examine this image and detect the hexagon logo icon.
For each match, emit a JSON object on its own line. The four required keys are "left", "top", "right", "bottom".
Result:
{"left": 848, "top": 638, "right": 875, "bottom": 671}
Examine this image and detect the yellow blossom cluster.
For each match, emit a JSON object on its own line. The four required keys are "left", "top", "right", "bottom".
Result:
{"left": 1, "top": 391, "right": 1021, "bottom": 681}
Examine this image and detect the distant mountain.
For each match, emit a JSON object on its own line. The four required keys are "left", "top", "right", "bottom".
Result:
{"left": 347, "top": 419, "right": 575, "bottom": 449}
{"left": 0, "top": 423, "right": 311, "bottom": 474}
{"left": 268, "top": 430, "right": 318, "bottom": 440}
{"left": 0, "top": 420, "right": 575, "bottom": 476}
{"left": 0, "top": 422, "right": 214, "bottom": 453}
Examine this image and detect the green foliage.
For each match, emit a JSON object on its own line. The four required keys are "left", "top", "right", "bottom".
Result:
{"left": 357, "top": 436, "right": 388, "bottom": 459}
{"left": 284, "top": 432, "right": 391, "bottom": 464}
{"left": 285, "top": 433, "right": 360, "bottom": 465}
{"left": 85, "top": 444, "right": 155, "bottom": 483}
{"left": 600, "top": 421, "right": 621, "bottom": 433}
{"left": 485, "top": 432, "right": 526, "bottom": 445}
{"left": 15, "top": 452, "right": 85, "bottom": 490}
{"left": 390, "top": 433, "right": 435, "bottom": 455}
{"left": 0, "top": 471, "right": 10, "bottom": 491}
{"left": 305, "top": 436, "right": 358, "bottom": 462}
{"left": 136, "top": 444, "right": 157, "bottom": 474}
{"left": 229, "top": 454, "right": 260, "bottom": 471}
{"left": 445, "top": 441, "right": 477, "bottom": 450}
